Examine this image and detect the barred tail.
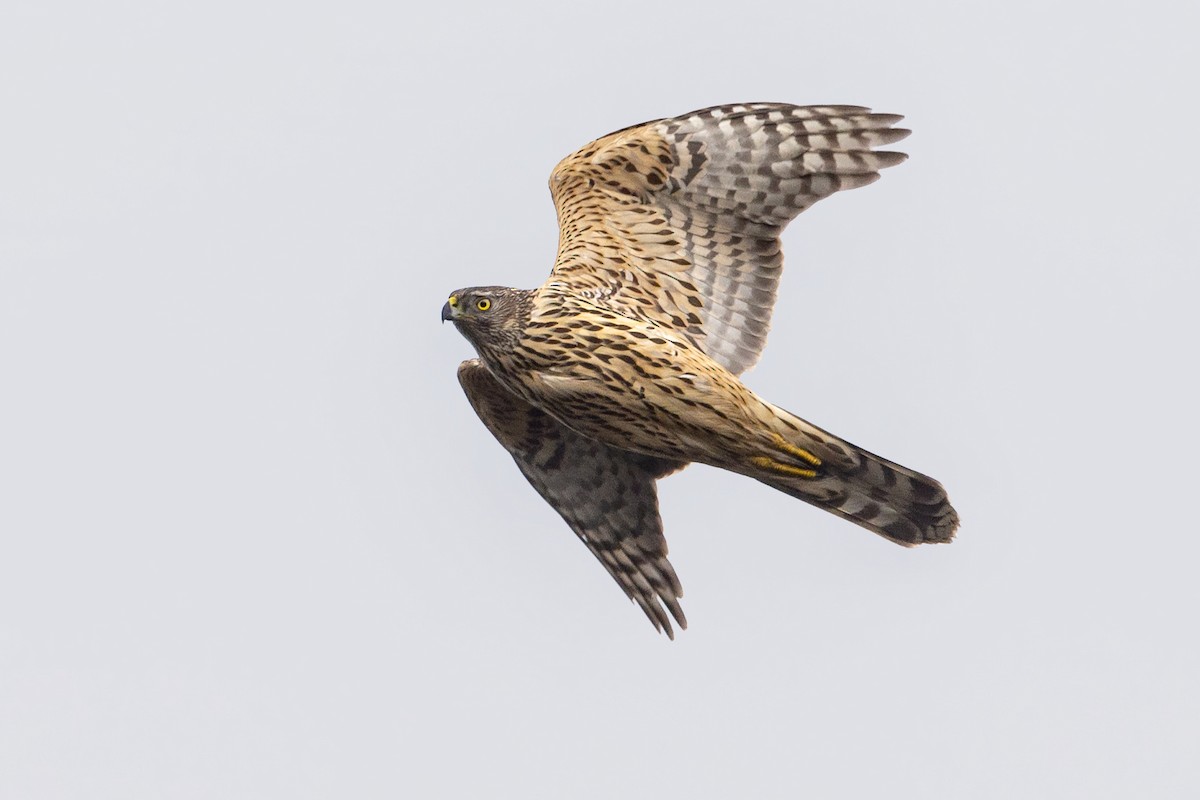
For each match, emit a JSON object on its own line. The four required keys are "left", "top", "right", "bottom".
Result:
{"left": 756, "top": 434, "right": 959, "bottom": 547}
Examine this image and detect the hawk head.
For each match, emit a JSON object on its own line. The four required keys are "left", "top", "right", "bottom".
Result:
{"left": 442, "top": 286, "right": 533, "bottom": 356}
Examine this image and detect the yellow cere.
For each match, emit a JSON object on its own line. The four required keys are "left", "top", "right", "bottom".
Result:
{"left": 447, "top": 295, "right": 459, "bottom": 307}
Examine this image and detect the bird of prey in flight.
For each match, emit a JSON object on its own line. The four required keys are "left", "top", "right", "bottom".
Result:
{"left": 443, "top": 103, "right": 958, "bottom": 638}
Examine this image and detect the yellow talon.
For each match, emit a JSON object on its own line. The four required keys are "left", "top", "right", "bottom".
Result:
{"left": 772, "top": 434, "right": 822, "bottom": 466}
{"left": 750, "top": 455, "right": 818, "bottom": 479}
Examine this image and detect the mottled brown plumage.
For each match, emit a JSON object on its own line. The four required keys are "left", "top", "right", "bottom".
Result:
{"left": 442, "top": 103, "right": 958, "bottom": 638}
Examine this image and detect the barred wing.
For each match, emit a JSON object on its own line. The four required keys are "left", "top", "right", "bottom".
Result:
{"left": 548, "top": 103, "right": 909, "bottom": 374}
{"left": 457, "top": 360, "right": 688, "bottom": 638}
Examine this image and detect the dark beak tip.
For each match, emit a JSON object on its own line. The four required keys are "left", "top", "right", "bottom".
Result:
{"left": 440, "top": 301, "right": 453, "bottom": 323}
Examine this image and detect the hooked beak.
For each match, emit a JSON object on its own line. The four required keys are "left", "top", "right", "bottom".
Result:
{"left": 441, "top": 301, "right": 454, "bottom": 323}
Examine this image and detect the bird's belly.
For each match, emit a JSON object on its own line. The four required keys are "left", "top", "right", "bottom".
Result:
{"left": 524, "top": 368, "right": 767, "bottom": 466}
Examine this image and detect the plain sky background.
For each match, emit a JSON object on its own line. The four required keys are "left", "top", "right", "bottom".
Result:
{"left": 2, "top": 1, "right": 1198, "bottom": 797}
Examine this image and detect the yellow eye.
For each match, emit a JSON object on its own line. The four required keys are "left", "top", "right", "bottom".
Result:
{"left": 476, "top": 298, "right": 492, "bottom": 311}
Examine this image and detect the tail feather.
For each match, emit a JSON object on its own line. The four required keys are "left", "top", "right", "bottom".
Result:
{"left": 759, "top": 439, "right": 958, "bottom": 547}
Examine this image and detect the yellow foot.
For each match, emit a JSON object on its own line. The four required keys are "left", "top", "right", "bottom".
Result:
{"left": 749, "top": 455, "right": 819, "bottom": 480}
{"left": 771, "top": 434, "right": 822, "bottom": 467}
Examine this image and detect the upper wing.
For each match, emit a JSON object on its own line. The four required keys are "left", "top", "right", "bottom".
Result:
{"left": 457, "top": 359, "right": 688, "bottom": 638}
{"left": 548, "top": 103, "right": 910, "bottom": 375}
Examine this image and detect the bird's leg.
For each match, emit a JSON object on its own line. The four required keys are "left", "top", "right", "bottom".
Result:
{"left": 771, "top": 434, "right": 822, "bottom": 466}
{"left": 749, "top": 456, "right": 818, "bottom": 479}
{"left": 748, "top": 434, "right": 822, "bottom": 479}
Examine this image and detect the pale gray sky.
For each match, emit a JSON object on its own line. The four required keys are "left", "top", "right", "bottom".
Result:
{"left": 2, "top": 1, "right": 1197, "bottom": 797}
